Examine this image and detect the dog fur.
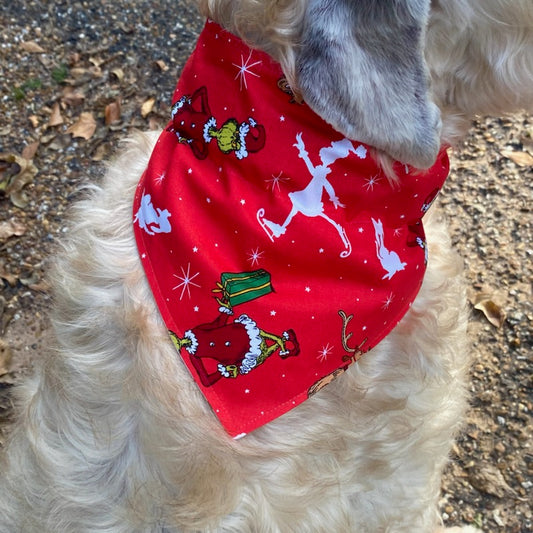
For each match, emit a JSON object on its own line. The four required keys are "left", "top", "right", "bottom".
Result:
{"left": 0, "top": 1, "right": 532, "bottom": 531}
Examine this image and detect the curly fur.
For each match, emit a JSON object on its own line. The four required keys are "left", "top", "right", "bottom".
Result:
{"left": 0, "top": 1, "right": 531, "bottom": 531}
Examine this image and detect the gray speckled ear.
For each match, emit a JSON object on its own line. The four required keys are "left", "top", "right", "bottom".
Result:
{"left": 296, "top": 0, "right": 441, "bottom": 168}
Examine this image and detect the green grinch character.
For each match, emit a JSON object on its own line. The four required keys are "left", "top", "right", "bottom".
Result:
{"left": 204, "top": 116, "right": 266, "bottom": 159}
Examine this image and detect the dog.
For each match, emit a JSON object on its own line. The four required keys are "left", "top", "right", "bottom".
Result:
{"left": 0, "top": 1, "right": 532, "bottom": 531}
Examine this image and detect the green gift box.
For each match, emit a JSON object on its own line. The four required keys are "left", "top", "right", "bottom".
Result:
{"left": 215, "top": 270, "right": 273, "bottom": 307}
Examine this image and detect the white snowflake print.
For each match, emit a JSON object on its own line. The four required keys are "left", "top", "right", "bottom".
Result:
{"left": 265, "top": 171, "right": 289, "bottom": 192}
{"left": 233, "top": 50, "right": 262, "bottom": 90}
{"left": 172, "top": 263, "right": 201, "bottom": 300}
{"left": 317, "top": 343, "right": 334, "bottom": 362}
{"left": 382, "top": 292, "right": 395, "bottom": 309}
{"left": 363, "top": 174, "right": 381, "bottom": 192}
{"left": 247, "top": 247, "right": 264, "bottom": 266}
{"left": 154, "top": 172, "right": 166, "bottom": 185}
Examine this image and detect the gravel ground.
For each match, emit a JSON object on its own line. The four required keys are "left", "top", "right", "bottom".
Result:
{"left": 1, "top": 2, "right": 531, "bottom": 531}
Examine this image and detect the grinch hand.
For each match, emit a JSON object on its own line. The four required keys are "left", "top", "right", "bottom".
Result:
{"left": 169, "top": 306, "right": 300, "bottom": 387}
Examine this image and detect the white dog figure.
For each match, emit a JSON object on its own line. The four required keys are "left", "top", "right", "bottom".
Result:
{"left": 372, "top": 218, "right": 407, "bottom": 280}
{"left": 0, "top": 1, "right": 532, "bottom": 532}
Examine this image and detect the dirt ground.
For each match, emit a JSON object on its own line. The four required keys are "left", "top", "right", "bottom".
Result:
{"left": 0, "top": 1, "right": 531, "bottom": 531}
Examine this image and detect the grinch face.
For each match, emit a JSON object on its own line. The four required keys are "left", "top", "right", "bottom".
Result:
{"left": 208, "top": 119, "right": 241, "bottom": 154}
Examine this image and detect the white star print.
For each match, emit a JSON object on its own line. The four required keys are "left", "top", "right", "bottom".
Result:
{"left": 247, "top": 247, "right": 264, "bottom": 266}
{"left": 172, "top": 263, "right": 201, "bottom": 301}
{"left": 270, "top": 310, "right": 277, "bottom": 316}
{"left": 155, "top": 172, "right": 166, "bottom": 184}
{"left": 305, "top": 286, "right": 311, "bottom": 293}
{"left": 233, "top": 50, "right": 262, "bottom": 90}
{"left": 317, "top": 343, "right": 334, "bottom": 362}
{"left": 265, "top": 171, "right": 289, "bottom": 192}
{"left": 382, "top": 292, "right": 394, "bottom": 309}
{"left": 193, "top": 246, "right": 199, "bottom": 253}
{"left": 280, "top": 115, "right": 285, "bottom": 122}
{"left": 363, "top": 174, "right": 381, "bottom": 191}
{"left": 240, "top": 199, "right": 246, "bottom": 205}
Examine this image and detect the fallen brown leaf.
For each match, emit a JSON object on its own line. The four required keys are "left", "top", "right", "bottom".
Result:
{"left": 473, "top": 296, "right": 506, "bottom": 328}
{"left": 48, "top": 102, "right": 64, "bottom": 127}
{"left": 0, "top": 152, "right": 38, "bottom": 208}
{"left": 500, "top": 149, "right": 533, "bottom": 167}
{"left": 141, "top": 97, "right": 156, "bottom": 117}
{"left": 155, "top": 59, "right": 169, "bottom": 72}
{"left": 66, "top": 112, "right": 97, "bottom": 139}
{"left": 62, "top": 86, "right": 85, "bottom": 106}
{"left": 105, "top": 99, "right": 122, "bottom": 125}
{"left": 22, "top": 141, "right": 39, "bottom": 160}
{"left": 110, "top": 68, "right": 125, "bottom": 82}
{"left": 0, "top": 219, "right": 27, "bottom": 241}
{"left": 0, "top": 339, "right": 12, "bottom": 376}
{"left": 28, "top": 115, "right": 40, "bottom": 128}
{"left": 20, "top": 41, "right": 45, "bottom": 53}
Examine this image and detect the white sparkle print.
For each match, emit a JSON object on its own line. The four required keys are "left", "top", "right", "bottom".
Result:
{"left": 247, "top": 247, "right": 264, "bottom": 266}
{"left": 233, "top": 50, "right": 262, "bottom": 90}
{"left": 317, "top": 343, "right": 334, "bottom": 362}
{"left": 382, "top": 292, "right": 394, "bottom": 309}
{"left": 363, "top": 174, "right": 381, "bottom": 191}
{"left": 154, "top": 172, "right": 166, "bottom": 185}
{"left": 265, "top": 172, "right": 289, "bottom": 192}
{"left": 172, "top": 263, "right": 201, "bottom": 300}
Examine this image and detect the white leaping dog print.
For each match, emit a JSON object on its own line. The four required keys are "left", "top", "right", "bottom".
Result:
{"left": 372, "top": 218, "right": 407, "bottom": 280}
{"left": 257, "top": 133, "right": 356, "bottom": 258}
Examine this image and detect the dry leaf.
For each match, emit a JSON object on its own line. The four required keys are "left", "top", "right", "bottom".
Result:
{"left": 500, "top": 149, "right": 533, "bottom": 167}
{"left": 0, "top": 219, "right": 27, "bottom": 241}
{"left": 474, "top": 297, "right": 506, "bottom": 328}
{"left": 66, "top": 112, "right": 97, "bottom": 140}
{"left": 91, "top": 143, "right": 110, "bottom": 162}
{"left": 48, "top": 102, "right": 64, "bottom": 127}
{"left": 0, "top": 339, "right": 12, "bottom": 376}
{"left": 20, "top": 41, "right": 45, "bottom": 53}
{"left": 62, "top": 86, "right": 85, "bottom": 106}
{"left": 22, "top": 141, "right": 39, "bottom": 161}
{"left": 141, "top": 97, "right": 156, "bottom": 117}
{"left": 0, "top": 152, "right": 38, "bottom": 208}
{"left": 155, "top": 59, "right": 169, "bottom": 72}
{"left": 28, "top": 115, "right": 39, "bottom": 128}
{"left": 105, "top": 100, "right": 121, "bottom": 125}
{"left": 110, "top": 68, "right": 125, "bottom": 82}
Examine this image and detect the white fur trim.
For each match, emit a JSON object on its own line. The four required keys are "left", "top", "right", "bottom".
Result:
{"left": 184, "top": 330, "right": 198, "bottom": 355}
{"left": 171, "top": 95, "right": 187, "bottom": 118}
{"left": 236, "top": 123, "right": 249, "bottom": 160}
{"left": 234, "top": 314, "right": 262, "bottom": 374}
{"left": 204, "top": 116, "right": 216, "bottom": 143}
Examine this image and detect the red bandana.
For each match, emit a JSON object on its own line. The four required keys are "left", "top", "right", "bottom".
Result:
{"left": 133, "top": 21, "right": 449, "bottom": 438}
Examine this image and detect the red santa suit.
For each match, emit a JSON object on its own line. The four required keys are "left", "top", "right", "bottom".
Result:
{"left": 133, "top": 21, "right": 450, "bottom": 438}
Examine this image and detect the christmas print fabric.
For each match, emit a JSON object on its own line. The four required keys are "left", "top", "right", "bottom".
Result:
{"left": 133, "top": 21, "right": 450, "bottom": 438}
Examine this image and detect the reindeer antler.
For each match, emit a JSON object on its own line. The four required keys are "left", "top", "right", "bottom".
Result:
{"left": 338, "top": 310, "right": 368, "bottom": 363}
{"left": 338, "top": 310, "right": 355, "bottom": 353}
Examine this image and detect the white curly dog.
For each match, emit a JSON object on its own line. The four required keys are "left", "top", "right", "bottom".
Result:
{"left": 1, "top": 1, "right": 532, "bottom": 531}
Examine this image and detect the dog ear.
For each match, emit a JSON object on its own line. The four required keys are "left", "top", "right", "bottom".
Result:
{"left": 295, "top": 0, "right": 441, "bottom": 168}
